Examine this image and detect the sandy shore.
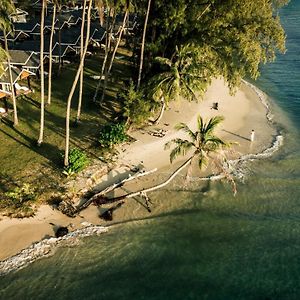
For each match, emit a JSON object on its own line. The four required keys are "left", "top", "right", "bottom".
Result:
{"left": 0, "top": 78, "right": 277, "bottom": 262}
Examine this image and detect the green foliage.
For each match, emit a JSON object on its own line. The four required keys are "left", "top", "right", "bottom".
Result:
{"left": 165, "top": 115, "right": 228, "bottom": 168}
{"left": 120, "top": 81, "right": 154, "bottom": 126}
{"left": 98, "top": 123, "right": 128, "bottom": 149}
{"left": 149, "top": 44, "right": 212, "bottom": 105}
{"left": 0, "top": 183, "right": 37, "bottom": 217}
{"left": 139, "top": 0, "right": 287, "bottom": 90}
{"left": 63, "top": 148, "right": 89, "bottom": 176}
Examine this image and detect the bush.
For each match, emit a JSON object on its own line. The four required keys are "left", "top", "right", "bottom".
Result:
{"left": 63, "top": 148, "right": 89, "bottom": 176}
{"left": 98, "top": 123, "right": 128, "bottom": 149}
{"left": 119, "top": 81, "right": 154, "bottom": 126}
{"left": 0, "top": 183, "right": 37, "bottom": 217}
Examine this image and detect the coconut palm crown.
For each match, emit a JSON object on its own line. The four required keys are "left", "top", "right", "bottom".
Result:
{"left": 165, "top": 115, "right": 228, "bottom": 170}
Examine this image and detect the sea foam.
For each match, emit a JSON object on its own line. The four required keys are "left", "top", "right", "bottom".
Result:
{"left": 0, "top": 226, "right": 108, "bottom": 276}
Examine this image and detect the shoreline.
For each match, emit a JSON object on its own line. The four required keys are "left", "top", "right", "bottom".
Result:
{"left": 0, "top": 78, "right": 283, "bottom": 275}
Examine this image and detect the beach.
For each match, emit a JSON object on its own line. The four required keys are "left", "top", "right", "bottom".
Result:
{"left": 0, "top": 78, "right": 278, "bottom": 264}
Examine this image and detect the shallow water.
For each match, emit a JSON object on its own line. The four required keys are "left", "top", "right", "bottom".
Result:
{"left": 1, "top": 2, "right": 300, "bottom": 299}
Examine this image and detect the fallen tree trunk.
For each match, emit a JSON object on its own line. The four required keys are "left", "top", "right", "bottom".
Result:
{"left": 92, "top": 157, "right": 193, "bottom": 206}
{"left": 76, "top": 168, "right": 158, "bottom": 213}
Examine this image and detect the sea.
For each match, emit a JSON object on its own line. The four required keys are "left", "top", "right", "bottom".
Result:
{"left": 1, "top": 2, "right": 300, "bottom": 299}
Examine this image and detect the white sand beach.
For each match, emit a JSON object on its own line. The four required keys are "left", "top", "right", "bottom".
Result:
{"left": 0, "top": 78, "right": 277, "bottom": 261}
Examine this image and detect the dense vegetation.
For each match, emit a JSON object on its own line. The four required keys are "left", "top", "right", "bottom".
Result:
{"left": 0, "top": 0, "right": 288, "bottom": 214}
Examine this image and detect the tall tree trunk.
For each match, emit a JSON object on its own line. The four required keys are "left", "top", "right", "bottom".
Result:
{"left": 47, "top": 3, "right": 57, "bottom": 106}
{"left": 93, "top": 7, "right": 115, "bottom": 103}
{"left": 4, "top": 31, "right": 18, "bottom": 126}
{"left": 58, "top": 7, "right": 62, "bottom": 75}
{"left": 153, "top": 97, "right": 166, "bottom": 125}
{"left": 92, "top": 157, "right": 193, "bottom": 205}
{"left": 37, "top": 0, "right": 46, "bottom": 146}
{"left": 64, "top": 0, "right": 93, "bottom": 167}
{"left": 76, "top": 0, "right": 87, "bottom": 123}
{"left": 137, "top": 0, "right": 151, "bottom": 90}
{"left": 100, "top": 10, "right": 128, "bottom": 104}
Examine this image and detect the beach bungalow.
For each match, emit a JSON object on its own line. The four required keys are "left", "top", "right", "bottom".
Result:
{"left": 8, "top": 50, "right": 41, "bottom": 76}
{"left": 0, "top": 66, "right": 35, "bottom": 97}
{"left": 9, "top": 8, "right": 29, "bottom": 23}
{"left": 90, "top": 23, "right": 106, "bottom": 47}
{"left": 0, "top": 31, "right": 29, "bottom": 44}
{"left": 13, "top": 21, "right": 42, "bottom": 39}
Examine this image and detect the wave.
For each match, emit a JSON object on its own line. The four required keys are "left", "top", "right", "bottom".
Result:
{"left": 0, "top": 226, "right": 108, "bottom": 277}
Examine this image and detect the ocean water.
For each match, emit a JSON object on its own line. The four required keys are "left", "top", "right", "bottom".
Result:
{"left": 1, "top": 2, "right": 300, "bottom": 299}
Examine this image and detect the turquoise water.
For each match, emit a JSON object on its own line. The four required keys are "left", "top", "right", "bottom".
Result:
{"left": 1, "top": 2, "right": 300, "bottom": 299}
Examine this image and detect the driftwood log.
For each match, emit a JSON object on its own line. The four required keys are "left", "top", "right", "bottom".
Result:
{"left": 75, "top": 168, "right": 158, "bottom": 213}
{"left": 91, "top": 158, "right": 193, "bottom": 205}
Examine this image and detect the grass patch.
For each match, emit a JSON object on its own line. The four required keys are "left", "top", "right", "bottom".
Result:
{"left": 0, "top": 48, "right": 134, "bottom": 209}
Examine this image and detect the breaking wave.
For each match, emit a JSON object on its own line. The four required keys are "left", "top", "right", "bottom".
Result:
{"left": 0, "top": 226, "right": 108, "bottom": 277}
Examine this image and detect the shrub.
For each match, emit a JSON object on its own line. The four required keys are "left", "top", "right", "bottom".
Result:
{"left": 98, "top": 123, "right": 128, "bottom": 149}
{"left": 1, "top": 183, "right": 37, "bottom": 217}
{"left": 63, "top": 148, "right": 89, "bottom": 176}
{"left": 119, "top": 81, "right": 154, "bottom": 127}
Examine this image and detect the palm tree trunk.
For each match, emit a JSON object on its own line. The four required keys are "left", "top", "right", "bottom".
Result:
{"left": 100, "top": 10, "right": 128, "bottom": 104}
{"left": 91, "top": 156, "right": 193, "bottom": 205}
{"left": 76, "top": 0, "right": 87, "bottom": 123}
{"left": 58, "top": 6, "right": 62, "bottom": 75}
{"left": 4, "top": 31, "right": 18, "bottom": 126}
{"left": 37, "top": 0, "right": 46, "bottom": 146}
{"left": 153, "top": 97, "right": 165, "bottom": 125}
{"left": 137, "top": 0, "right": 151, "bottom": 90}
{"left": 93, "top": 7, "right": 115, "bottom": 103}
{"left": 64, "top": 0, "right": 93, "bottom": 167}
{"left": 47, "top": 2, "right": 57, "bottom": 106}
{"left": 107, "top": 10, "right": 128, "bottom": 75}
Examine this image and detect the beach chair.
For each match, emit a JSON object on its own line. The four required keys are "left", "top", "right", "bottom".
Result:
{"left": 15, "top": 82, "right": 30, "bottom": 92}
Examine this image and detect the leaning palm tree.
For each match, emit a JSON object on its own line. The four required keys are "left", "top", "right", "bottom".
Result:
{"left": 165, "top": 115, "right": 228, "bottom": 175}
{"left": 64, "top": 0, "right": 93, "bottom": 166}
{"left": 37, "top": 0, "right": 46, "bottom": 146}
{"left": 0, "top": 0, "right": 18, "bottom": 126}
{"left": 87, "top": 115, "right": 235, "bottom": 207}
{"left": 149, "top": 44, "right": 211, "bottom": 124}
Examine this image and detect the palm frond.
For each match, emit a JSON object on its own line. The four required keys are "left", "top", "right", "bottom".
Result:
{"left": 0, "top": 47, "right": 8, "bottom": 75}
{"left": 174, "top": 122, "right": 196, "bottom": 141}
{"left": 205, "top": 136, "right": 228, "bottom": 148}
{"left": 154, "top": 56, "right": 172, "bottom": 67}
{"left": 166, "top": 139, "right": 194, "bottom": 163}
{"left": 197, "top": 115, "right": 204, "bottom": 132}
{"left": 204, "top": 116, "right": 224, "bottom": 134}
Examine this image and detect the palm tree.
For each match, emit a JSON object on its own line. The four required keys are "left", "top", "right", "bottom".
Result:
{"left": 37, "top": 0, "right": 46, "bottom": 146}
{"left": 0, "top": 0, "right": 18, "bottom": 126}
{"left": 149, "top": 44, "right": 209, "bottom": 124}
{"left": 88, "top": 115, "right": 234, "bottom": 206}
{"left": 100, "top": 0, "right": 130, "bottom": 104}
{"left": 64, "top": 0, "right": 93, "bottom": 166}
{"left": 47, "top": 0, "right": 58, "bottom": 106}
{"left": 93, "top": 0, "right": 116, "bottom": 103}
{"left": 165, "top": 115, "right": 227, "bottom": 172}
{"left": 76, "top": 0, "right": 88, "bottom": 123}
{"left": 137, "top": 0, "right": 151, "bottom": 90}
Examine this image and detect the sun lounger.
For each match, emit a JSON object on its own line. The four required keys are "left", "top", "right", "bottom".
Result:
{"left": 15, "top": 82, "right": 30, "bottom": 92}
